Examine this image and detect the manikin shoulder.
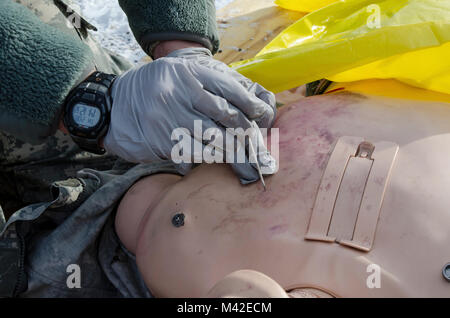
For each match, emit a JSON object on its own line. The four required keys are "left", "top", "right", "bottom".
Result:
{"left": 115, "top": 173, "right": 181, "bottom": 254}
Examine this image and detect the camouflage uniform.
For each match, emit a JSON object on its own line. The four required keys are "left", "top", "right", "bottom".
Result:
{"left": 0, "top": 2, "right": 137, "bottom": 296}
{"left": 0, "top": 0, "right": 220, "bottom": 297}
{"left": 0, "top": 0, "right": 133, "bottom": 218}
{"left": 1, "top": 0, "right": 221, "bottom": 217}
{"left": 0, "top": 161, "right": 179, "bottom": 297}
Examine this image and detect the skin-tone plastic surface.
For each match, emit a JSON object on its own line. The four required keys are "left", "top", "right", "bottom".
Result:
{"left": 306, "top": 136, "right": 399, "bottom": 252}
{"left": 117, "top": 91, "right": 450, "bottom": 298}
{"left": 207, "top": 270, "right": 289, "bottom": 298}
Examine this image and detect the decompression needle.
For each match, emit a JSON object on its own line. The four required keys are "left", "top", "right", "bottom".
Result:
{"left": 248, "top": 137, "right": 267, "bottom": 191}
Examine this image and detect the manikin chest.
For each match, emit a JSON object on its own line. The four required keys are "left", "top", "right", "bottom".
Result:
{"left": 136, "top": 93, "right": 450, "bottom": 297}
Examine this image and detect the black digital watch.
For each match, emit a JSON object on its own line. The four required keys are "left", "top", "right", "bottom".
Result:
{"left": 63, "top": 72, "right": 117, "bottom": 155}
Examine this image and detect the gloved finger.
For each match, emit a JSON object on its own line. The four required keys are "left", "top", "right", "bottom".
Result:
{"left": 248, "top": 121, "right": 278, "bottom": 176}
{"left": 172, "top": 134, "right": 260, "bottom": 184}
{"left": 227, "top": 72, "right": 277, "bottom": 127}
{"left": 227, "top": 69, "right": 276, "bottom": 106}
{"left": 198, "top": 119, "right": 276, "bottom": 184}
{"left": 192, "top": 89, "right": 254, "bottom": 131}
{"left": 248, "top": 82, "right": 277, "bottom": 111}
{"left": 183, "top": 117, "right": 247, "bottom": 165}
{"left": 238, "top": 85, "right": 276, "bottom": 129}
{"left": 230, "top": 162, "right": 261, "bottom": 185}
{"left": 173, "top": 117, "right": 264, "bottom": 184}
{"left": 190, "top": 63, "right": 275, "bottom": 123}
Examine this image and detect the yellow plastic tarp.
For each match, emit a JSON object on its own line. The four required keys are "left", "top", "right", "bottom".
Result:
{"left": 275, "top": 0, "right": 338, "bottom": 13}
{"left": 232, "top": 0, "right": 450, "bottom": 95}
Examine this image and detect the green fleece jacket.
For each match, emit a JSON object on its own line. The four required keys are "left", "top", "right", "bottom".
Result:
{"left": 119, "top": 0, "right": 220, "bottom": 57}
{"left": 0, "top": 0, "right": 219, "bottom": 145}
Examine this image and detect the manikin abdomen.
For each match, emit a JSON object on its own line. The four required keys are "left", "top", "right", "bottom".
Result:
{"left": 136, "top": 92, "right": 450, "bottom": 298}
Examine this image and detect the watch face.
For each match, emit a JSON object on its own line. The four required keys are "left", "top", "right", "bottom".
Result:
{"left": 72, "top": 103, "right": 101, "bottom": 128}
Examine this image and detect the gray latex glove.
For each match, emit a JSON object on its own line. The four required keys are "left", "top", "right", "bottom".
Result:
{"left": 104, "top": 48, "right": 277, "bottom": 184}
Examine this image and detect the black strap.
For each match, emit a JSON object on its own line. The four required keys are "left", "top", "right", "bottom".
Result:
{"left": 85, "top": 72, "right": 116, "bottom": 85}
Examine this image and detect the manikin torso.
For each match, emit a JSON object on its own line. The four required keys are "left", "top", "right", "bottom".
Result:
{"left": 115, "top": 91, "right": 450, "bottom": 298}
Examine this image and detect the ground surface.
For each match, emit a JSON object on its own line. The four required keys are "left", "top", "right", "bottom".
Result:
{"left": 72, "top": 0, "right": 235, "bottom": 64}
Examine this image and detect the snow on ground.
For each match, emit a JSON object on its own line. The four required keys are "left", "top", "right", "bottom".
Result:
{"left": 72, "top": 0, "right": 235, "bottom": 64}
{"left": 215, "top": 0, "right": 235, "bottom": 10}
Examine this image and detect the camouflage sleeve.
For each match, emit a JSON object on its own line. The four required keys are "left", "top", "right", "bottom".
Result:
{"left": 118, "top": 0, "right": 220, "bottom": 58}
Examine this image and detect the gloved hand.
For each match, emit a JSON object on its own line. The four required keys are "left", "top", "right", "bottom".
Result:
{"left": 104, "top": 47, "right": 277, "bottom": 184}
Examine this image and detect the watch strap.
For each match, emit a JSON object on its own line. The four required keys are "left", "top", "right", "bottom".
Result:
{"left": 71, "top": 135, "right": 106, "bottom": 155}
{"left": 64, "top": 71, "right": 117, "bottom": 155}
